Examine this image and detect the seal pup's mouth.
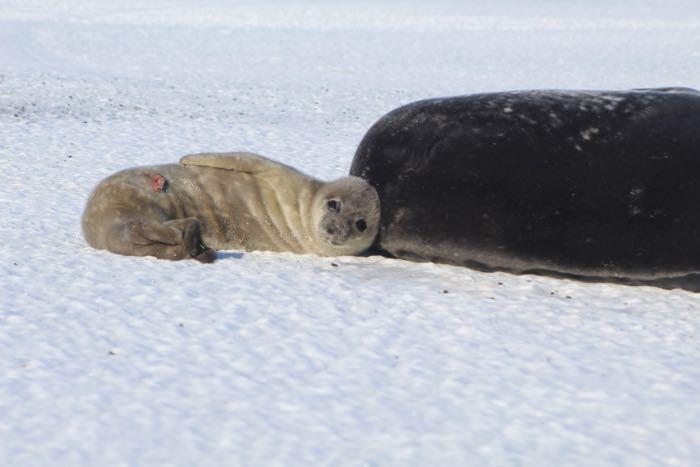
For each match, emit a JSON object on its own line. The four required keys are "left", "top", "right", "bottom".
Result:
{"left": 321, "top": 221, "right": 353, "bottom": 246}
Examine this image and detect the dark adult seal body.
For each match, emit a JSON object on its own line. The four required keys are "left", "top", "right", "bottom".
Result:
{"left": 350, "top": 88, "right": 700, "bottom": 281}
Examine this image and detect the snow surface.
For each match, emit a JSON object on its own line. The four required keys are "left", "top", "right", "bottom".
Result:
{"left": 2, "top": 0, "right": 700, "bottom": 465}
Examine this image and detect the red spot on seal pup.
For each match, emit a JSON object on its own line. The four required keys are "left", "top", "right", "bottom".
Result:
{"left": 151, "top": 174, "right": 167, "bottom": 192}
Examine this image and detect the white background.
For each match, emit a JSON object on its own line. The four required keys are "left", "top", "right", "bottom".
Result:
{"left": 1, "top": 1, "right": 699, "bottom": 465}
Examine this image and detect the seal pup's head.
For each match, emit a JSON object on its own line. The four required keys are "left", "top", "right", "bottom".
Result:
{"left": 310, "top": 176, "right": 380, "bottom": 256}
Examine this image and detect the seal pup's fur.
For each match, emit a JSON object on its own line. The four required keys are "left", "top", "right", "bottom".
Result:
{"left": 82, "top": 152, "right": 380, "bottom": 262}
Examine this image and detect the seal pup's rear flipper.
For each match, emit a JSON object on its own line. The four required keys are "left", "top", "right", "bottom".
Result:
{"left": 180, "top": 152, "right": 287, "bottom": 174}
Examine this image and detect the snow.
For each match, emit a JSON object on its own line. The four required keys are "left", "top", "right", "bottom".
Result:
{"left": 1, "top": 0, "right": 700, "bottom": 465}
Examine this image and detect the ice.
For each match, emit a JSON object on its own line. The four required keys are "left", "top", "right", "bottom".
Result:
{"left": 1, "top": 1, "right": 699, "bottom": 465}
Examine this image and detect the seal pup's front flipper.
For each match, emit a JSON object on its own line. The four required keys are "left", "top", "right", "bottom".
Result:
{"left": 179, "top": 152, "right": 288, "bottom": 174}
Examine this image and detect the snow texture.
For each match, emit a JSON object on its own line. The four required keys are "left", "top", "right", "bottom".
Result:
{"left": 1, "top": 1, "right": 700, "bottom": 465}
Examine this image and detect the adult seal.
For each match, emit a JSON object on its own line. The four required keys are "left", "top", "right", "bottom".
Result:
{"left": 83, "top": 152, "right": 380, "bottom": 262}
{"left": 350, "top": 88, "right": 700, "bottom": 283}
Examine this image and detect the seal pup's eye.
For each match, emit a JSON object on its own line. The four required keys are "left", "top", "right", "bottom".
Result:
{"left": 327, "top": 199, "right": 341, "bottom": 213}
{"left": 355, "top": 219, "right": 367, "bottom": 232}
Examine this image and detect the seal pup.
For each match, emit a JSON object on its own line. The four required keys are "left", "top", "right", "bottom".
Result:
{"left": 82, "top": 152, "right": 380, "bottom": 262}
{"left": 350, "top": 88, "right": 700, "bottom": 283}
